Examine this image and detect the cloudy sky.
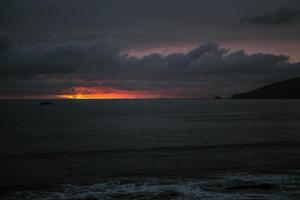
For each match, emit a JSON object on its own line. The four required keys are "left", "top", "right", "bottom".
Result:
{"left": 1, "top": 0, "right": 300, "bottom": 98}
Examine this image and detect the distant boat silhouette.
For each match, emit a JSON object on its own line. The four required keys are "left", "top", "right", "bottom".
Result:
{"left": 231, "top": 78, "right": 300, "bottom": 99}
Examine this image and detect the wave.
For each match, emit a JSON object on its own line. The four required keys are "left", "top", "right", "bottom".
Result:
{"left": 2, "top": 173, "right": 300, "bottom": 200}
{"left": 2, "top": 140, "right": 300, "bottom": 159}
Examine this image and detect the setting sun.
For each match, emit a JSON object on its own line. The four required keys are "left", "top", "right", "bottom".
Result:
{"left": 57, "top": 87, "right": 163, "bottom": 99}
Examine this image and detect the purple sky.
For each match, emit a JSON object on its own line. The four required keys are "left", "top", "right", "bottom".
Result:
{"left": 0, "top": 0, "right": 300, "bottom": 98}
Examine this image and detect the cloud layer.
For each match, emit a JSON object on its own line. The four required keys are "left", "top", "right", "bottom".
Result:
{"left": 241, "top": 6, "right": 300, "bottom": 25}
{"left": 1, "top": 37, "right": 300, "bottom": 98}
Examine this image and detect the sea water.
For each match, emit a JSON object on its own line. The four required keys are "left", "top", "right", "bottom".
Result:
{"left": 1, "top": 99, "right": 300, "bottom": 199}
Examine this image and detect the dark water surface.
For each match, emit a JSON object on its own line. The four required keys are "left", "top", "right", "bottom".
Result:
{"left": 1, "top": 99, "right": 300, "bottom": 199}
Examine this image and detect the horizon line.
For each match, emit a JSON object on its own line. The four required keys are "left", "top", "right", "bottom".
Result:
{"left": 0, "top": 97, "right": 222, "bottom": 100}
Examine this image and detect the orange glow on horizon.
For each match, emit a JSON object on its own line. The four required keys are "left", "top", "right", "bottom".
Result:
{"left": 57, "top": 87, "right": 166, "bottom": 99}
{"left": 59, "top": 93, "right": 148, "bottom": 99}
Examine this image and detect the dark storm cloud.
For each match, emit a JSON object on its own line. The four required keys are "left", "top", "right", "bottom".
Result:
{"left": 1, "top": 38, "right": 300, "bottom": 97}
{"left": 241, "top": 6, "right": 300, "bottom": 26}
{"left": 0, "top": 37, "right": 121, "bottom": 79}
{"left": 1, "top": 38, "right": 297, "bottom": 79}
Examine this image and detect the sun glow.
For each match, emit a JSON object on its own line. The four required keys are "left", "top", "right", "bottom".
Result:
{"left": 58, "top": 87, "right": 164, "bottom": 99}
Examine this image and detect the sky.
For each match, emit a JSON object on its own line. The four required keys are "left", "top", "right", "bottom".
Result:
{"left": 0, "top": 0, "right": 300, "bottom": 99}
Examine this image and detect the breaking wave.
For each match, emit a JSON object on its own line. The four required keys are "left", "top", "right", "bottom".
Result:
{"left": 3, "top": 173, "right": 300, "bottom": 200}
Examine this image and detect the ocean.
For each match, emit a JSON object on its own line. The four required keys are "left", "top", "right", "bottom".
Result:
{"left": 0, "top": 99, "right": 300, "bottom": 199}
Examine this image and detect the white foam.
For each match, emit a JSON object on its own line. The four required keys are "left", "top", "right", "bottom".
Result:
{"left": 4, "top": 174, "right": 300, "bottom": 200}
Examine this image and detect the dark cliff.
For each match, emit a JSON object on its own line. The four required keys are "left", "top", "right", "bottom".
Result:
{"left": 232, "top": 78, "right": 300, "bottom": 99}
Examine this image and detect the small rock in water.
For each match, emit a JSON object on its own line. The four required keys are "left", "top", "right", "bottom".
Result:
{"left": 40, "top": 101, "right": 54, "bottom": 105}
